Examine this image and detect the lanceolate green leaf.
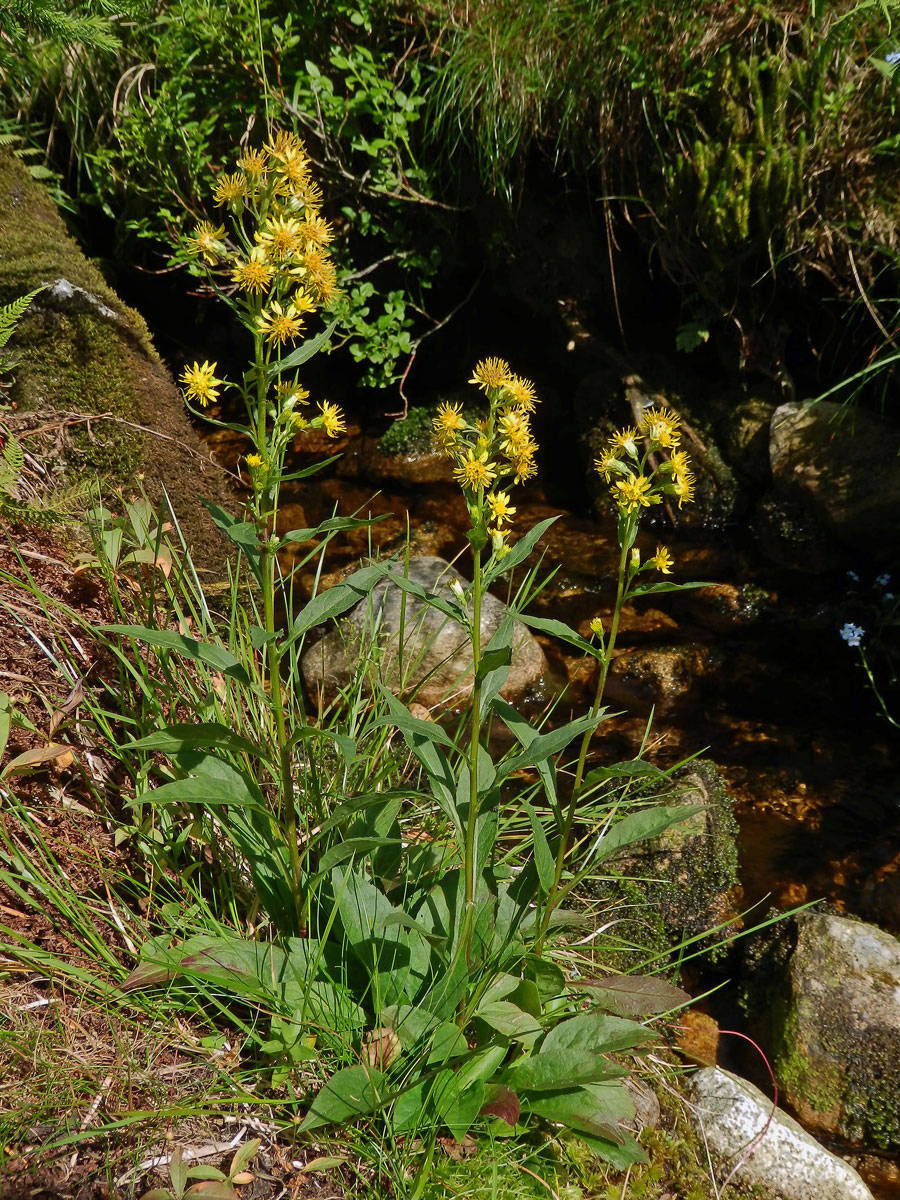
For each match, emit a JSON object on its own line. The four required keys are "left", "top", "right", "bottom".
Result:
{"left": 267, "top": 320, "right": 337, "bottom": 379}
{"left": 127, "top": 722, "right": 268, "bottom": 760}
{"left": 300, "top": 1065, "right": 384, "bottom": 1130}
{"left": 287, "top": 560, "right": 395, "bottom": 642}
{"left": 100, "top": 624, "right": 252, "bottom": 685}
{"left": 482, "top": 516, "right": 558, "bottom": 587}
{"left": 498, "top": 710, "right": 606, "bottom": 780}
{"left": 592, "top": 804, "right": 702, "bottom": 864}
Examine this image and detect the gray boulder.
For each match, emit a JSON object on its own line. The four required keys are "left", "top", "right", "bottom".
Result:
{"left": 301, "top": 557, "right": 546, "bottom": 708}
{"left": 690, "top": 1067, "right": 874, "bottom": 1200}
{"left": 769, "top": 401, "right": 900, "bottom": 559}
{"left": 772, "top": 913, "right": 900, "bottom": 1151}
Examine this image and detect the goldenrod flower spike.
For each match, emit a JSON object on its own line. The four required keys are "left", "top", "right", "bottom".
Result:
{"left": 180, "top": 360, "right": 225, "bottom": 407}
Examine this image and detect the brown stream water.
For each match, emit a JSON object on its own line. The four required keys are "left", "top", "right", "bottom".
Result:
{"left": 205, "top": 419, "right": 900, "bottom": 936}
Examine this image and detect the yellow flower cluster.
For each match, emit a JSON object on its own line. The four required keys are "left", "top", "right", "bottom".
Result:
{"left": 179, "top": 129, "right": 345, "bottom": 441}
{"left": 434, "top": 357, "right": 538, "bottom": 553}
{"left": 594, "top": 406, "right": 696, "bottom": 514}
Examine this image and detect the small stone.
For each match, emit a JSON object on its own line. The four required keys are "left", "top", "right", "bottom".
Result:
{"left": 676, "top": 1009, "right": 720, "bottom": 1066}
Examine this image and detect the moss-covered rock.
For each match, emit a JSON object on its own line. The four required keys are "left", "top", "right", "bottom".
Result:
{"left": 602, "top": 760, "right": 741, "bottom": 962}
{"left": 0, "top": 149, "right": 236, "bottom": 569}
{"left": 770, "top": 912, "right": 900, "bottom": 1152}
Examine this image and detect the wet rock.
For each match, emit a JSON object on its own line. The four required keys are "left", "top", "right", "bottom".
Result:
{"left": 771, "top": 912, "right": 900, "bottom": 1152}
{"left": 769, "top": 400, "right": 900, "bottom": 562}
{"left": 607, "top": 761, "right": 740, "bottom": 953}
{"left": 301, "top": 556, "right": 546, "bottom": 708}
{"left": 605, "top": 642, "right": 721, "bottom": 716}
{"left": 752, "top": 494, "right": 844, "bottom": 573}
{"left": 678, "top": 581, "right": 775, "bottom": 634}
{"left": 690, "top": 1067, "right": 874, "bottom": 1200}
{"left": 723, "top": 393, "right": 777, "bottom": 484}
{"left": 336, "top": 435, "right": 454, "bottom": 486}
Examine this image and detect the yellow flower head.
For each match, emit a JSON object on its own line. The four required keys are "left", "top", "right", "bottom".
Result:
{"left": 490, "top": 526, "right": 510, "bottom": 557}
{"left": 298, "top": 214, "right": 335, "bottom": 248}
{"left": 433, "top": 401, "right": 466, "bottom": 446}
{"left": 290, "top": 413, "right": 309, "bottom": 430}
{"left": 275, "top": 379, "right": 310, "bottom": 407}
{"left": 186, "top": 220, "right": 226, "bottom": 265}
{"left": 511, "top": 452, "right": 538, "bottom": 484}
{"left": 610, "top": 426, "right": 640, "bottom": 459}
{"left": 487, "top": 490, "right": 516, "bottom": 526}
{"left": 256, "top": 215, "right": 304, "bottom": 261}
{"left": 257, "top": 300, "right": 305, "bottom": 346}
{"left": 245, "top": 453, "right": 264, "bottom": 470}
{"left": 613, "top": 474, "right": 658, "bottom": 514}
{"left": 293, "top": 178, "right": 324, "bottom": 211}
{"left": 300, "top": 248, "right": 338, "bottom": 303}
{"left": 212, "top": 171, "right": 250, "bottom": 208}
{"left": 666, "top": 448, "right": 696, "bottom": 508}
{"left": 594, "top": 449, "right": 627, "bottom": 481}
{"left": 231, "top": 246, "right": 275, "bottom": 296}
{"left": 469, "top": 357, "right": 512, "bottom": 394}
{"left": 265, "top": 129, "right": 307, "bottom": 164}
{"left": 292, "top": 288, "right": 317, "bottom": 315}
{"left": 651, "top": 546, "right": 674, "bottom": 574}
{"left": 237, "top": 149, "right": 268, "bottom": 180}
{"left": 318, "top": 400, "right": 346, "bottom": 438}
{"left": 501, "top": 374, "right": 537, "bottom": 412}
{"left": 453, "top": 448, "right": 498, "bottom": 492}
{"left": 639, "top": 406, "right": 681, "bottom": 449}
{"left": 180, "top": 360, "right": 224, "bottom": 407}
{"left": 590, "top": 616, "right": 604, "bottom": 638}
{"left": 498, "top": 410, "right": 531, "bottom": 457}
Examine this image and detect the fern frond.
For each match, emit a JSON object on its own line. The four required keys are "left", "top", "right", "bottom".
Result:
{"left": 0, "top": 288, "right": 44, "bottom": 352}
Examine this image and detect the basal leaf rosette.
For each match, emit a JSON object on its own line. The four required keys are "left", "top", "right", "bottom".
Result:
{"left": 434, "top": 357, "right": 538, "bottom": 557}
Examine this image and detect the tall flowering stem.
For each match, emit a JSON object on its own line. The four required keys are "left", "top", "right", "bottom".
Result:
{"left": 536, "top": 407, "right": 696, "bottom": 950}
{"left": 434, "top": 358, "right": 538, "bottom": 966}
{"left": 177, "top": 132, "right": 346, "bottom": 933}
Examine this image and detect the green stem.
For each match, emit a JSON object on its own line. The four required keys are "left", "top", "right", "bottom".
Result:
{"left": 536, "top": 519, "right": 634, "bottom": 950}
{"left": 254, "top": 337, "right": 303, "bottom": 934}
{"left": 462, "top": 541, "right": 483, "bottom": 957}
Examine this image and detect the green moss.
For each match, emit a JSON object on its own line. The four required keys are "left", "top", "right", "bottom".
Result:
{"left": 378, "top": 406, "right": 436, "bottom": 455}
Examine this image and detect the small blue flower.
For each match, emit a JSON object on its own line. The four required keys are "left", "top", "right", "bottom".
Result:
{"left": 877, "top": 573, "right": 892, "bottom": 587}
{"left": 886, "top": 50, "right": 900, "bottom": 63}
{"left": 841, "top": 622, "right": 865, "bottom": 647}
{"left": 847, "top": 570, "right": 860, "bottom": 582}
{"left": 885, "top": 593, "right": 896, "bottom": 602}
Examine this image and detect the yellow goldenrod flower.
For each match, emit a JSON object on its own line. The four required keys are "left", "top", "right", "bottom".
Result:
{"left": 180, "top": 360, "right": 224, "bottom": 407}
{"left": 433, "top": 401, "right": 466, "bottom": 441}
{"left": 671, "top": 472, "right": 695, "bottom": 508}
{"left": 667, "top": 448, "right": 696, "bottom": 508}
{"left": 611, "top": 426, "right": 640, "bottom": 458}
{"left": 651, "top": 546, "right": 674, "bottom": 574}
{"left": 487, "top": 490, "right": 516, "bottom": 526}
{"left": 212, "top": 171, "right": 250, "bottom": 207}
{"left": 293, "top": 179, "right": 324, "bottom": 211}
{"left": 265, "top": 129, "right": 307, "bottom": 163}
{"left": 631, "top": 547, "right": 641, "bottom": 570}
{"left": 511, "top": 453, "right": 538, "bottom": 484}
{"left": 498, "top": 410, "right": 530, "bottom": 457}
{"left": 639, "top": 405, "right": 681, "bottom": 449}
{"left": 245, "top": 453, "right": 264, "bottom": 469}
{"left": 237, "top": 149, "right": 268, "bottom": 180}
{"left": 186, "top": 220, "right": 226, "bottom": 265}
{"left": 453, "top": 448, "right": 498, "bottom": 491}
{"left": 318, "top": 400, "right": 346, "bottom": 438}
{"left": 257, "top": 300, "right": 305, "bottom": 346}
{"left": 231, "top": 247, "right": 275, "bottom": 295}
{"left": 275, "top": 379, "right": 310, "bottom": 406}
{"left": 613, "top": 474, "right": 657, "bottom": 513}
{"left": 590, "top": 616, "right": 604, "bottom": 638}
{"left": 276, "top": 150, "right": 311, "bottom": 194}
{"left": 298, "top": 214, "right": 335, "bottom": 247}
{"left": 290, "top": 413, "right": 309, "bottom": 430}
{"left": 491, "top": 526, "right": 510, "bottom": 557}
{"left": 292, "top": 288, "right": 317, "bottom": 315}
{"left": 469, "top": 357, "right": 512, "bottom": 394}
{"left": 594, "top": 449, "right": 626, "bottom": 480}
{"left": 256, "top": 215, "right": 304, "bottom": 261}
{"left": 502, "top": 374, "right": 538, "bottom": 411}
{"left": 301, "top": 248, "right": 338, "bottom": 303}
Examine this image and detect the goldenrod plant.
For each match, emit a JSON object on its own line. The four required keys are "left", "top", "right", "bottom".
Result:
{"left": 60, "top": 131, "right": 725, "bottom": 1195}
